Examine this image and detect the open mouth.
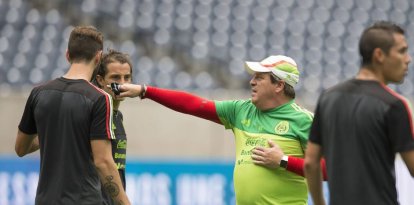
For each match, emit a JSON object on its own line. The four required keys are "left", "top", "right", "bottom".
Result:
{"left": 251, "top": 89, "right": 257, "bottom": 97}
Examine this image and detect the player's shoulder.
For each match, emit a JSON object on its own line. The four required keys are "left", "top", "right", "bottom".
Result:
{"left": 323, "top": 79, "right": 354, "bottom": 94}
{"left": 32, "top": 78, "right": 59, "bottom": 90}
{"left": 83, "top": 83, "right": 112, "bottom": 104}
{"left": 54, "top": 78, "right": 110, "bottom": 100}
{"left": 28, "top": 78, "right": 61, "bottom": 97}
{"left": 381, "top": 87, "right": 413, "bottom": 112}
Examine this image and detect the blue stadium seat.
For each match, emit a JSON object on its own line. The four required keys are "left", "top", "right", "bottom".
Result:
{"left": 1, "top": 0, "right": 414, "bottom": 102}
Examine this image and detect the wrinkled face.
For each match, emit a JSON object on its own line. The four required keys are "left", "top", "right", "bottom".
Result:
{"left": 382, "top": 33, "right": 411, "bottom": 84}
{"left": 98, "top": 62, "right": 132, "bottom": 101}
{"left": 249, "top": 72, "right": 277, "bottom": 107}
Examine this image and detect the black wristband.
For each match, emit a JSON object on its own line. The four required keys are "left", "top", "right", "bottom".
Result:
{"left": 139, "top": 84, "right": 147, "bottom": 99}
{"left": 279, "top": 155, "right": 288, "bottom": 169}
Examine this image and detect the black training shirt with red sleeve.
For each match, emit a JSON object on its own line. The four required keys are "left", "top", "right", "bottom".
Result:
{"left": 19, "top": 77, "right": 114, "bottom": 205}
{"left": 309, "top": 79, "right": 414, "bottom": 205}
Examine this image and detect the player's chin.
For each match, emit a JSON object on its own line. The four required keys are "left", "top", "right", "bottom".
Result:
{"left": 251, "top": 96, "right": 258, "bottom": 105}
{"left": 392, "top": 76, "right": 405, "bottom": 84}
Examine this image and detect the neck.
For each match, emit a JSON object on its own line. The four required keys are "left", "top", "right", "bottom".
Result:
{"left": 63, "top": 62, "right": 96, "bottom": 81}
{"left": 256, "top": 96, "right": 291, "bottom": 111}
{"left": 356, "top": 67, "right": 385, "bottom": 84}
{"left": 113, "top": 100, "right": 121, "bottom": 110}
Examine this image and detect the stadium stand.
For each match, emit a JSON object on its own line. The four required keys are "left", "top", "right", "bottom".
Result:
{"left": 0, "top": 0, "right": 414, "bottom": 107}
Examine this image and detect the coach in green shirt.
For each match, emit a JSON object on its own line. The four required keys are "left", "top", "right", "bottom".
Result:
{"left": 118, "top": 55, "right": 315, "bottom": 205}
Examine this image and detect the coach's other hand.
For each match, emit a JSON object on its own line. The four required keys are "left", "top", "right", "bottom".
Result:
{"left": 252, "top": 140, "right": 284, "bottom": 169}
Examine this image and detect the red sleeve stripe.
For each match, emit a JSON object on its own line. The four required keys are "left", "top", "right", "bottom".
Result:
{"left": 87, "top": 81, "right": 115, "bottom": 140}
{"left": 103, "top": 92, "right": 114, "bottom": 139}
{"left": 381, "top": 84, "right": 414, "bottom": 138}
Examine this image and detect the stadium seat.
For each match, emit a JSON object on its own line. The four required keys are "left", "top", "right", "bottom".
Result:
{"left": 0, "top": 0, "right": 414, "bottom": 107}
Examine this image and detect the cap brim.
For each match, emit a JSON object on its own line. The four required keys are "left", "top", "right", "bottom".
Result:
{"left": 245, "top": 61, "right": 271, "bottom": 74}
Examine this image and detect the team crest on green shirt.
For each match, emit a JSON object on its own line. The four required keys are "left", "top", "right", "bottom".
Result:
{"left": 275, "top": 120, "right": 289, "bottom": 134}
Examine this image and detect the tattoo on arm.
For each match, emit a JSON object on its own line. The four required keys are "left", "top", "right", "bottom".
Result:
{"left": 103, "top": 175, "right": 120, "bottom": 198}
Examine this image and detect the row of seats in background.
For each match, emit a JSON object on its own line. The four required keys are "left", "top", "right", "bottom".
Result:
{"left": 1, "top": 0, "right": 414, "bottom": 107}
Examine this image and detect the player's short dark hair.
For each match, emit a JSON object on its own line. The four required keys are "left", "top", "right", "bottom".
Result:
{"left": 359, "top": 21, "right": 405, "bottom": 66}
{"left": 67, "top": 26, "right": 103, "bottom": 63}
{"left": 270, "top": 73, "right": 296, "bottom": 99}
{"left": 92, "top": 49, "right": 133, "bottom": 88}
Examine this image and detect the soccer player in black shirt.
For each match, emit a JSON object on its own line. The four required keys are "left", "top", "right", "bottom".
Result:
{"left": 93, "top": 49, "right": 131, "bottom": 205}
{"left": 305, "top": 21, "right": 414, "bottom": 205}
{"left": 15, "top": 26, "right": 130, "bottom": 205}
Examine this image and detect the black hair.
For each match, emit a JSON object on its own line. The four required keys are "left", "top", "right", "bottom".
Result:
{"left": 91, "top": 49, "right": 133, "bottom": 88}
{"left": 270, "top": 74, "right": 296, "bottom": 99}
{"left": 67, "top": 26, "right": 103, "bottom": 63}
{"left": 359, "top": 21, "right": 404, "bottom": 66}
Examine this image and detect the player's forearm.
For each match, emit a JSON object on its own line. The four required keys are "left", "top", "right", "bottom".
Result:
{"left": 27, "top": 136, "right": 40, "bottom": 154}
{"left": 15, "top": 131, "right": 38, "bottom": 157}
{"left": 304, "top": 160, "right": 326, "bottom": 205}
{"left": 16, "top": 139, "right": 39, "bottom": 157}
{"left": 95, "top": 159, "right": 130, "bottom": 205}
{"left": 286, "top": 156, "right": 327, "bottom": 180}
{"left": 145, "top": 86, "right": 221, "bottom": 123}
{"left": 400, "top": 150, "right": 414, "bottom": 177}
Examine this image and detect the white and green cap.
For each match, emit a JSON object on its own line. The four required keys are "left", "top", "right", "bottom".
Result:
{"left": 245, "top": 55, "right": 300, "bottom": 87}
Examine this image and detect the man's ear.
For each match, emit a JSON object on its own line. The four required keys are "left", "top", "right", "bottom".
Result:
{"left": 65, "top": 50, "right": 71, "bottom": 63}
{"left": 274, "top": 80, "right": 285, "bottom": 93}
{"left": 372, "top": 48, "right": 385, "bottom": 64}
{"left": 95, "top": 50, "right": 103, "bottom": 65}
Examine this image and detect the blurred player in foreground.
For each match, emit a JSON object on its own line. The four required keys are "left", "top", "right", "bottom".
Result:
{"left": 115, "top": 55, "right": 326, "bottom": 204}
{"left": 93, "top": 49, "right": 132, "bottom": 205}
{"left": 305, "top": 21, "right": 414, "bottom": 205}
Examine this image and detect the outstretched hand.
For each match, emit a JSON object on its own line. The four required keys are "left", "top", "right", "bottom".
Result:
{"left": 252, "top": 140, "right": 284, "bottom": 169}
{"left": 113, "top": 84, "right": 143, "bottom": 98}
